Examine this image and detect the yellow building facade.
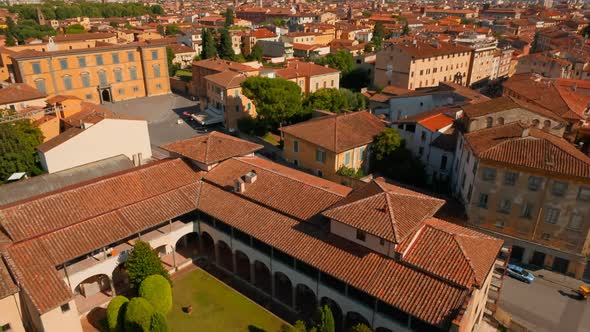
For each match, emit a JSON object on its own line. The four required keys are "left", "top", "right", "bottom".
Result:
{"left": 11, "top": 43, "right": 170, "bottom": 105}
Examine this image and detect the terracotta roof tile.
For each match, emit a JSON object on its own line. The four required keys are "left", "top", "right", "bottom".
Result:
{"left": 464, "top": 122, "right": 590, "bottom": 178}
{"left": 204, "top": 156, "right": 350, "bottom": 221}
{"left": 0, "top": 258, "right": 17, "bottom": 299}
{"left": 280, "top": 111, "right": 385, "bottom": 153}
{"left": 160, "top": 132, "right": 263, "bottom": 165}
{"left": 323, "top": 179, "right": 444, "bottom": 243}
{"left": 274, "top": 61, "right": 340, "bottom": 80}
{"left": 0, "top": 83, "right": 46, "bottom": 106}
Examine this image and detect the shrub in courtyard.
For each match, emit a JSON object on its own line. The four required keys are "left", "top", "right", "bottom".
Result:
{"left": 124, "top": 297, "right": 154, "bottom": 332}
{"left": 106, "top": 295, "right": 129, "bottom": 332}
{"left": 318, "top": 305, "right": 335, "bottom": 332}
{"left": 150, "top": 312, "right": 169, "bottom": 332}
{"left": 125, "top": 240, "right": 170, "bottom": 290}
{"left": 349, "top": 323, "right": 372, "bottom": 332}
{"left": 139, "top": 274, "right": 173, "bottom": 314}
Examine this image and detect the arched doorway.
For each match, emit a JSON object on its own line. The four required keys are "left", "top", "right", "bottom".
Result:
{"left": 295, "top": 284, "right": 317, "bottom": 321}
{"left": 175, "top": 232, "right": 200, "bottom": 260}
{"left": 216, "top": 241, "right": 233, "bottom": 271}
{"left": 101, "top": 89, "right": 111, "bottom": 103}
{"left": 320, "top": 297, "right": 343, "bottom": 332}
{"left": 112, "top": 263, "right": 129, "bottom": 295}
{"left": 253, "top": 260, "right": 271, "bottom": 294}
{"left": 201, "top": 232, "right": 215, "bottom": 260}
{"left": 75, "top": 274, "right": 112, "bottom": 297}
{"left": 345, "top": 312, "right": 371, "bottom": 331}
{"left": 273, "top": 272, "right": 293, "bottom": 306}
{"left": 235, "top": 251, "right": 251, "bottom": 282}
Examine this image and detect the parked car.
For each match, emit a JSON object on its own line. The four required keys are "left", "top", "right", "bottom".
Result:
{"left": 506, "top": 264, "right": 535, "bottom": 283}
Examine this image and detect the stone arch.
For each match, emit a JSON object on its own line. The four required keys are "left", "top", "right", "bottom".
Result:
{"left": 532, "top": 119, "right": 540, "bottom": 127}
{"left": 320, "top": 297, "right": 344, "bottom": 332}
{"left": 254, "top": 260, "right": 271, "bottom": 294}
{"left": 153, "top": 244, "right": 168, "bottom": 258}
{"left": 295, "top": 284, "right": 317, "bottom": 321}
{"left": 497, "top": 117, "right": 505, "bottom": 125}
{"left": 543, "top": 120, "right": 551, "bottom": 131}
{"left": 75, "top": 274, "right": 112, "bottom": 297}
{"left": 216, "top": 240, "right": 233, "bottom": 271}
{"left": 235, "top": 250, "right": 251, "bottom": 282}
{"left": 175, "top": 232, "right": 200, "bottom": 259}
{"left": 345, "top": 311, "right": 371, "bottom": 331}
{"left": 274, "top": 271, "right": 293, "bottom": 306}
{"left": 485, "top": 117, "right": 493, "bottom": 128}
{"left": 201, "top": 231, "right": 215, "bottom": 259}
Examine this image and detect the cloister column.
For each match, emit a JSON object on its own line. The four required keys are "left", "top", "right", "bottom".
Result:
{"left": 271, "top": 273, "right": 276, "bottom": 298}
{"left": 109, "top": 277, "right": 116, "bottom": 297}
{"left": 171, "top": 245, "right": 177, "bottom": 271}
{"left": 214, "top": 243, "right": 220, "bottom": 266}
{"left": 250, "top": 263, "right": 256, "bottom": 285}
{"left": 292, "top": 286, "right": 297, "bottom": 309}
{"left": 232, "top": 253, "right": 238, "bottom": 274}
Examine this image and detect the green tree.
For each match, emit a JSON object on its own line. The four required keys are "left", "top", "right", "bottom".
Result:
{"left": 201, "top": 28, "right": 218, "bottom": 59}
{"left": 0, "top": 120, "right": 44, "bottom": 182}
{"left": 224, "top": 8, "right": 235, "bottom": 28}
{"left": 65, "top": 23, "right": 86, "bottom": 34}
{"left": 125, "top": 241, "right": 170, "bottom": 291}
{"left": 106, "top": 296, "right": 129, "bottom": 332}
{"left": 110, "top": 21, "right": 120, "bottom": 28}
{"left": 318, "top": 305, "right": 335, "bottom": 332}
{"left": 166, "top": 46, "right": 179, "bottom": 76}
{"left": 350, "top": 323, "right": 372, "bottom": 332}
{"left": 165, "top": 24, "right": 179, "bottom": 36}
{"left": 124, "top": 22, "right": 133, "bottom": 29}
{"left": 241, "top": 76, "right": 304, "bottom": 130}
{"left": 150, "top": 5, "right": 164, "bottom": 15}
{"left": 402, "top": 22, "right": 410, "bottom": 36}
{"left": 218, "top": 29, "right": 235, "bottom": 60}
{"left": 139, "top": 275, "right": 172, "bottom": 314}
{"left": 150, "top": 312, "right": 169, "bottom": 332}
{"left": 5, "top": 34, "right": 16, "bottom": 46}
{"left": 247, "top": 43, "right": 263, "bottom": 61}
{"left": 372, "top": 21, "right": 385, "bottom": 50}
{"left": 124, "top": 297, "right": 154, "bottom": 332}
{"left": 156, "top": 25, "right": 165, "bottom": 36}
{"left": 372, "top": 127, "right": 402, "bottom": 161}
{"left": 315, "top": 50, "right": 354, "bottom": 74}
{"left": 341, "top": 68, "right": 371, "bottom": 91}
{"left": 303, "top": 88, "right": 349, "bottom": 113}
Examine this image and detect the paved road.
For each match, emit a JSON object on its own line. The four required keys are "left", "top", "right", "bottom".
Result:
{"left": 499, "top": 275, "right": 590, "bottom": 332}
{"left": 102, "top": 93, "right": 207, "bottom": 146}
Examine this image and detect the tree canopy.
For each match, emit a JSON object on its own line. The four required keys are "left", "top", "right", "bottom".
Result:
{"left": 317, "top": 305, "right": 335, "bottom": 332}
{"left": 200, "top": 28, "right": 218, "bottom": 59}
{"left": 106, "top": 295, "right": 129, "bottom": 332}
{"left": 2, "top": 17, "right": 56, "bottom": 44}
{"left": 165, "top": 24, "right": 180, "bottom": 36}
{"left": 372, "top": 127, "right": 402, "bottom": 161}
{"left": 241, "top": 76, "right": 304, "bottom": 130}
{"left": 125, "top": 241, "right": 170, "bottom": 291}
{"left": 65, "top": 23, "right": 85, "bottom": 34}
{"left": 224, "top": 8, "right": 235, "bottom": 28}
{"left": 303, "top": 88, "right": 365, "bottom": 113}
{"left": 314, "top": 50, "right": 354, "bottom": 74}
{"left": 247, "top": 44, "right": 263, "bottom": 61}
{"left": 7, "top": 2, "right": 153, "bottom": 20}
{"left": 218, "top": 29, "right": 235, "bottom": 60}
{"left": 372, "top": 21, "right": 385, "bottom": 50}
{"left": 0, "top": 119, "right": 44, "bottom": 183}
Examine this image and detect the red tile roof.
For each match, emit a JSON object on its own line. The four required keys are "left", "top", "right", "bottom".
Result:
{"left": 250, "top": 28, "right": 277, "bottom": 39}
{"left": 323, "top": 179, "right": 444, "bottom": 243}
{"left": 0, "top": 83, "right": 46, "bottom": 106}
{"left": 160, "top": 132, "right": 263, "bottom": 165}
{"left": 274, "top": 61, "right": 340, "bottom": 80}
{"left": 197, "top": 182, "right": 471, "bottom": 327}
{"left": 464, "top": 122, "right": 590, "bottom": 179}
{"left": 204, "top": 156, "right": 350, "bottom": 221}
{"left": 280, "top": 111, "right": 385, "bottom": 153}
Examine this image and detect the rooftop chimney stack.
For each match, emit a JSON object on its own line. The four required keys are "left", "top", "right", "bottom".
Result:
{"left": 244, "top": 171, "right": 258, "bottom": 184}
{"left": 234, "top": 178, "right": 246, "bottom": 193}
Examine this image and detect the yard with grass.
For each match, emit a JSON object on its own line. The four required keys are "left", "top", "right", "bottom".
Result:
{"left": 168, "top": 268, "right": 287, "bottom": 332}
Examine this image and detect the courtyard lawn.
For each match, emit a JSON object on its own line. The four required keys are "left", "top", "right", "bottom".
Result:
{"left": 168, "top": 268, "right": 287, "bottom": 332}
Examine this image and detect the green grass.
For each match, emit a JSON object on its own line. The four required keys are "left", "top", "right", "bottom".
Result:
{"left": 261, "top": 133, "right": 280, "bottom": 146}
{"left": 175, "top": 69, "right": 192, "bottom": 78}
{"left": 168, "top": 268, "right": 286, "bottom": 332}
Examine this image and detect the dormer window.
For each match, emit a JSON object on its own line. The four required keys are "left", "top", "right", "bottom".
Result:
{"left": 356, "top": 229, "right": 366, "bottom": 242}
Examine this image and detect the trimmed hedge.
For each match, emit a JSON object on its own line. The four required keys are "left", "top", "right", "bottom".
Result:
{"left": 106, "top": 296, "right": 129, "bottom": 332}
{"left": 139, "top": 275, "right": 172, "bottom": 314}
{"left": 150, "top": 312, "right": 169, "bottom": 332}
{"left": 124, "top": 297, "right": 154, "bottom": 332}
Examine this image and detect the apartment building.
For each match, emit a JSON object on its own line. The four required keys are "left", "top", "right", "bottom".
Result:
{"left": 274, "top": 61, "right": 340, "bottom": 94}
{"left": 191, "top": 58, "right": 259, "bottom": 99}
{"left": 10, "top": 43, "right": 170, "bottom": 105}
{"left": 280, "top": 111, "right": 385, "bottom": 181}
{"left": 0, "top": 132, "right": 502, "bottom": 332}
{"left": 203, "top": 71, "right": 257, "bottom": 131}
{"left": 454, "top": 123, "right": 590, "bottom": 278}
{"left": 374, "top": 40, "right": 473, "bottom": 90}
{"left": 454, "top": 33, "right": 498, "bottom": 86}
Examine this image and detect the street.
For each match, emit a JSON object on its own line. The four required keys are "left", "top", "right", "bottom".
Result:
{"left": 499, "top": 275, "right": 590, "bottom": 332}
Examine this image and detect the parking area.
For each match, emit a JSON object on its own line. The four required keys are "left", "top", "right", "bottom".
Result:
{"left": 499, "top": 272, "right": 590, "bottom": 332}
{"left": 102, "top": 93, "right": 217, "bottom": 146}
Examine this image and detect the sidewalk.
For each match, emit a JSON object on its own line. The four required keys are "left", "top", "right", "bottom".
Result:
{"left": 530, "top": 268, "right": 583, "bottom": 290}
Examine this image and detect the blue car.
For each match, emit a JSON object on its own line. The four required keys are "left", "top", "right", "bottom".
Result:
{"left": 507, "top": 264, "right": 535, "bottom": 283}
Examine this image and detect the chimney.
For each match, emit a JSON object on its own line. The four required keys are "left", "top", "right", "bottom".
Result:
{"left": 522, "top": 128, "right": 530, "bottom": 137}
{"left": 234, "top": 178, "right": 246, "bottom": 193}
{"left": 244, "top": 171, "right": 257, "bottom": 183}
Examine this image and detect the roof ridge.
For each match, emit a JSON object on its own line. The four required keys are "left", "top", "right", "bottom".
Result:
{"left": 384, "top": 193, "right": 399, "bottom": 243}
{"left": 530, "top": 129, "right": 590, "bottom": 167}
{"left": 451, "top": 232, "right": 478, "bottom": 285}
{"left": 234, "top": 157, "right": 349, "bottom": 196}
